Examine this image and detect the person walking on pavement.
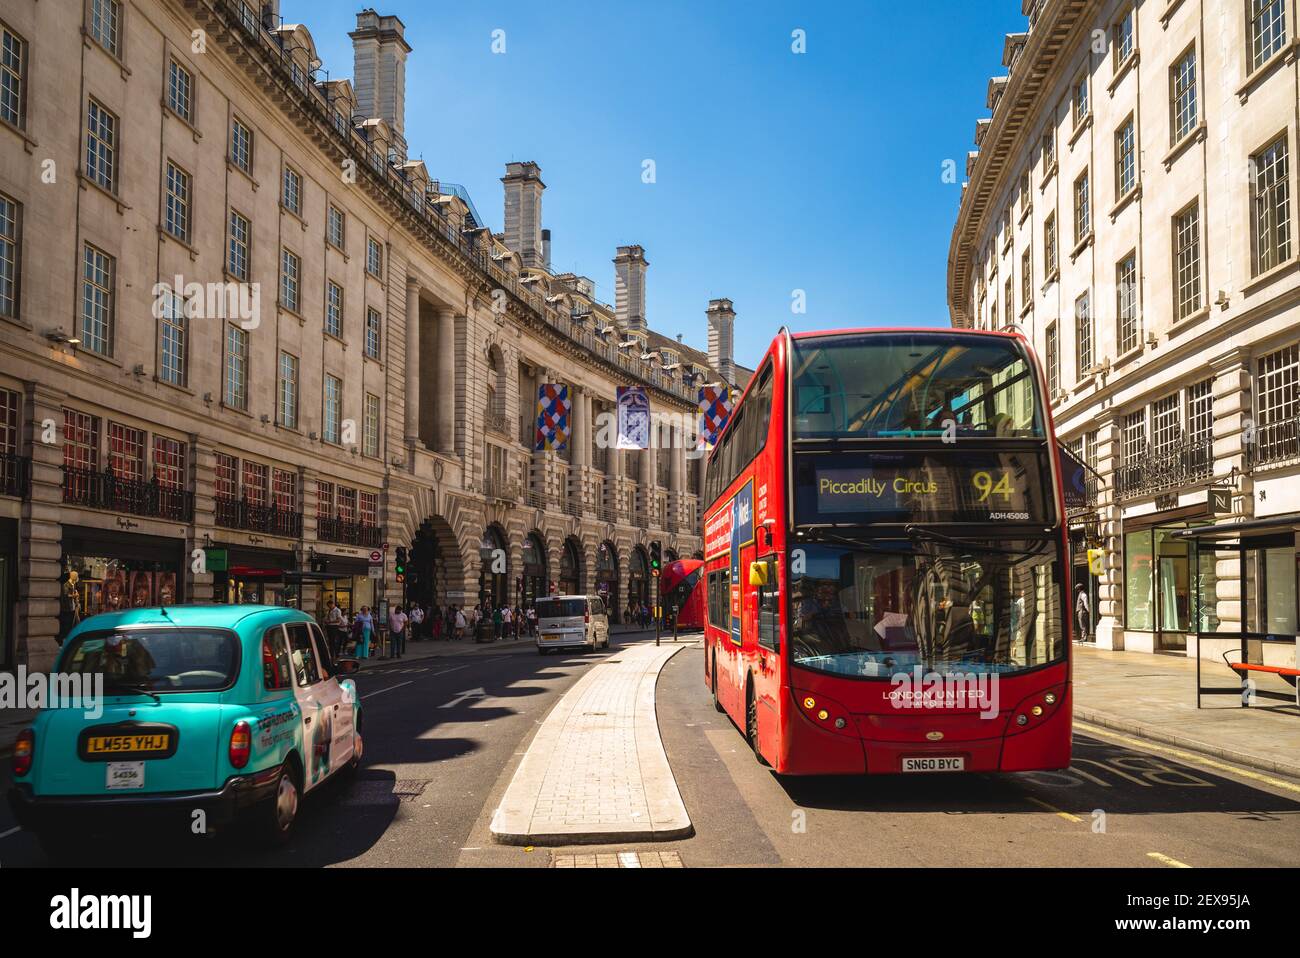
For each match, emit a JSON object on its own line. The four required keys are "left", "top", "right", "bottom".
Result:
{"left": 493, "top": 604, "right": 504, "bottom": 640}
{"left": 325, "top": 599, "right": 345, "bottom": 658}
{"left": 388, "top": 604, "right": 408, "bottom": 659}
{"left": 502, "top": 604, "right": 513, "bottom": 639}
{"left": 454, "top": 606, "right": 467, "bottom": 640}
{"left": 1074, "top": 585, "right": 1091, "bottom": 643}
{"left": 409, "top": 603, "right": 424, "bottom": 642}
{"left": 353, "top": 606, "right": 374, "bottom": 659}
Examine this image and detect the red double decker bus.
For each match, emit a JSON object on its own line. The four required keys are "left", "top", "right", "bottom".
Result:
{"left": 702, "top": 328, "right": 1072, "bottom": 775}
{"left": 660, "top": 559, "right": 706, "bottom": 630}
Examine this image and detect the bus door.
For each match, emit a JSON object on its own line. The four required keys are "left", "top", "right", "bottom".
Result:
{"left": 751, "top": 552, "right": 782, "bottom": 757}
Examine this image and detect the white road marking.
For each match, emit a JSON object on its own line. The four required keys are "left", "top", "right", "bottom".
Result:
{"left": 361, "top": 680, "right": 415, "bottom": 700}
{"left": 439, "top": 687, "right": 487, "bottom": 709}
{"left": 0, "top": 826, "right": 22, "bottom": 840}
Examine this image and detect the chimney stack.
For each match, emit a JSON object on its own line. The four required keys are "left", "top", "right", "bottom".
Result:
{"left": 350, "top": 10, "right": 411, "bottom": 163}
{"left": 542, "top": 229, "right": 552, "bottom": 271}
{"left": 260, "top": 1, "right": 281, "bottom": 28}
{"left": 706, "top": 298, "right": 736, "bottom": 386}
{"left": 502, "top": 162, "right": 545, "bottom": 268}
{"left": 613, "top": 245, "right": 648, "bottom": 331}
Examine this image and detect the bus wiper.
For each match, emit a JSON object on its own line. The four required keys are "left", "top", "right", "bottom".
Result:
{"left": 904, "top": 524, "right": 1051, "bottom": 557}
{"left": 801, "top": 529, "right": 911, "bottom": 555}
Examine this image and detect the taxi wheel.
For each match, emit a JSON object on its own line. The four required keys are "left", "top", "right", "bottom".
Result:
{"left": 260, "top": 762, "right": 301, "bottom": 845}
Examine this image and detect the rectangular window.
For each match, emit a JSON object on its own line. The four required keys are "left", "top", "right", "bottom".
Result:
{"left": 1018, "top": 172, "right": 1030, "bottom": 212}
{"left": 1046, "top": 322, "right": 1059, "bottom": 395}
{"left": 1252, "top": 135, "right": 1291, "bottom": 275}
{"left": 1116, "top": 254, "right": 1139, "bottom": 354}
{"left": 1171, "top": 48, "right": 1198, "bottom": 144}
{"left": 152, "top": 435, "right": 186, "bottom": 489}
{"left": 366, "top": 236, "right": 382, "bottom": 277}
{"left": 1125, "top": 528, "right": 1154, "bottom": 630}
{"left": 164, "top": 161, "right": 191, "bottom": 243}
{"left": 1250, "top": 0, "right": 1288, "bottom": 72}
{"left": 327, "top": 205, "right": 345, "bottom": 249}
{"left": 63, "top": 409, "right": 100, "bottom": 473}
{"left": 214, "top": 452, "right": 237, "bottom": 500}
{"left": 242, "top": 460, "right": 268, "bottom": 509}
{"left": 280, "top": 247, "right": 300, "bottom": 313}
{"left": 225, "top": 324, "right": 248, "bottom": 409}
{"left": 1020, "top": 247, "right": 1032, "bottom": 308}
{"left": 316, "top": 480, "right": 334, "bottom": 518}
{"left": 359, "top": 490, "right": 378, "bottom": 527}
{"left": 0, "top": 388, "right": 17, "bottom": 457}
{"left": 1004, "top": 277, "right": 1013, "bottom": 325}
{"left": 1072, "top": 75, "right": 1089, "bottom": 125}
{"left": 324, "top": 374, "right": 342, "bottom": 444}
{"left": 89, "top": 0, "right": 122, "bottom": 58}
{"left": 1075, "top": 292, "right": 1093, "bottom": 377}
{"left": 336, "top": 486, "right": 356, "bottom": 522}
{"left": 159, "top": 288, "right": 187, "bottom": 387}
{"left": 278, "top": 352, "right": 298, "bottom": 430}
{"left": 989, "top": 299, "right": 998, "bottom": 330}
{"left": 272, "top": 468, "right": 297, "bottom": 513}
{"left": 364, "top": 393, "right": 380, "bottom": 457}
{"left": 230, "top": 116, "right": 252, "bottom": 173}
{"left": 326, "top": 281, "right": 343, "bottom": 338}
{"left": 1115, "top": 117, "right": 1136, "bottom": 198}
{"left": 1074, "top": 170, "right": 1091, "bottom": 243}
{"left": 80, "top": 243, "right": 114, "bottom": 356}
{"left": 365, "top": 307, "right": 381, "bottom": 359}
{"left": 0, "top": 192, "right": 19, "bottom": 318}
{"left": 228, "top": 210, "right": 250, "bottom": 281}
{"left": 1173, "top": 202, "right": 1203, "bottom": 319}
{"left": 1044, "top": 211, "right": 1058, "bottom": 277}
{"left": 1257, "top": 343, "right": 1299, "bottom": 426}
{"left": 1042, "top": 129, "right": 1056, "bottom": 171}
{"left": 85, "top": 98, "right": 118, "bottom": 193}
{"left": 1152, "top": 393, "right": 1180, "bottom": 455}
{"left": 107, "top": 421, "right": 145, "bottom": 481}
{"left": 167, "top": 59, "right": 193, "bottom": 123}
{"left": 1123, "top": 410, "right": 1147, "bottom": 464}
{"left": 282, "top": 166, "right": 302, "bottom": 215}
{"left": 1188, "top": 379, "right": 1214, "bottom": 443}
{"left": 1113, "top": 10, "right": 1134, "bottom": 68}
{"left": 0, "top": 26, "right": 26, "bottom": 128}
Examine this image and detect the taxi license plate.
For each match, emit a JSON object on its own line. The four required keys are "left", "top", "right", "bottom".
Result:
{"left": 106, "top": 762, "right": 145, "bottom": 790}
{"left": 902, "top": 756, "right": 965, "bottom": 773}
{"left": 85, "top": 733, "right": 172, "bottom": 756}
{"left": 542, "top": 634, "right": 562, "bottom": 642}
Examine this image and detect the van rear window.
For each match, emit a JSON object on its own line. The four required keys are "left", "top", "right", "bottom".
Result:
{"left": 535, "top": 599, "right": 585, "bottom": 618}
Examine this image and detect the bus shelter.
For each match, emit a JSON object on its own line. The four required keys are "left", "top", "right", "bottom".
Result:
{"left": 1175, "top": 513, "right": 1300, "bottom": 709}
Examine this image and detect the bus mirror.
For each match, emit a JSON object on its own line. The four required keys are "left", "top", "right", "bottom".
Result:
{"left": 749, "top": 562, "right": 769, "bottom": 587}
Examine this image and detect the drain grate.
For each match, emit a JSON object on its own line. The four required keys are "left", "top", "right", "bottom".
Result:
{"left": 342, "top": 778, "right": 431, "bottom": 806}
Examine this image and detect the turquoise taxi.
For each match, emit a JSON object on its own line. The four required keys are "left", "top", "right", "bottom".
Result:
{"left": 8, "top": 605, "right": 363, "bottom": 856}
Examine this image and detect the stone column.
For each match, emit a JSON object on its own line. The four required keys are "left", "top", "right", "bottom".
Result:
{"left": 434, "top": 305, "right": 456, "bottom": 453}
{"left": 19, "top": 382, "right": 65, "bottom": 672}
{"left": 1092, "top": 411, "right": 1123, "bottom": 651}
{"left": 404, "top": 280, "right": 421, "bottom": 443}
{"left": 1209, "top": 350, "right": 1254, "bottom": 649}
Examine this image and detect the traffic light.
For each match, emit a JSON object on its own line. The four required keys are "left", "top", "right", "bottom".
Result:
{"left": 394, "top": 546, "right": 407, "bottom": 583}
{"left": 649, "top": 541, "right": 661, "bottom": 577}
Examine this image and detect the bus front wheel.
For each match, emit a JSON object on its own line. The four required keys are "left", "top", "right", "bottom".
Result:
{"left": 712, "top": 652, "right": 724, "bottom": 713}
{"left": 746, "top": 680, "right": 769, "bottom": 767}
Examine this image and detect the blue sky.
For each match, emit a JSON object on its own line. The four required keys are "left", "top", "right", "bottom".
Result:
{"left": 286, "top": 1, "right": 1026, "bottom": 370}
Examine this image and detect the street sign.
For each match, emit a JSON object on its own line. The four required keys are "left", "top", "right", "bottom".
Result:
{"left": 206, "top": 548, "right": 228, "bottom": 573}
{"left": 1210, "top": 487, "right": 1232, "bottom": 515}
{"left": 367, "top": 565, "right": 382, "bottom": 579}
{"left": 369, "top": 550, "right": 382, "bottom": 563}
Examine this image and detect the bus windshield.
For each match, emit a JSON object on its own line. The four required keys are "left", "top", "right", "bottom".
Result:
{"left": 790, "top": 333, "right": 1043, "bottom": 439}
{"left": 789, "top": 539, "right": 1064, "bottom": 678}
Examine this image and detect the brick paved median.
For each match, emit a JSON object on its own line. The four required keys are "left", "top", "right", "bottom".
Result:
{"left": 491, "top": 642, "right": 692, "bottom": 845}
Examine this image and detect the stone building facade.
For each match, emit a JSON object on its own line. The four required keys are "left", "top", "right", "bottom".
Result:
{"left": 949, "top": 0, "right": 1300, "bottom": 661}
{"left": 0, "top": 0, "right": 743, "bottom": 671}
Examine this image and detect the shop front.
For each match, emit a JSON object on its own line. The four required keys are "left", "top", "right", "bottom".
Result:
{"left": 521, "top": 533, "right": 548, "bottom": 607}
{"left": 0, "top": 516, "right": 16, "bottom": 671}
{"left": 478, "top": 526, "right": 508, "bottom": 608}
{"left": 209, "top": 543, "right": 300, "bottom": 607}
{"left": 1122, "top": 502, "right": 1212, "bottom": 653}
{"left": 60, "top": 526, "right": 186, "bottom": 641}
{"left": 558, "top": 539, "right": 581, "bottom": 596}
{"left": 307, "top": 552, "right": 380, "bottom": 623}
{"left": 627, "top": 546, "right": 649, "bottom": 617}
{"left": 596, "top": 541, "right": 619, "bottom": 623}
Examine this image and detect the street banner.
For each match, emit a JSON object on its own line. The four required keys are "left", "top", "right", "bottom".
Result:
{"left": 616, "top": 386, "right": 650, "bottom": 450}
{"left": 698, "top": 385, "right": 732, "bottom": 447}
{"left": 534, "top": 383, "right": 571, "bottom": 452}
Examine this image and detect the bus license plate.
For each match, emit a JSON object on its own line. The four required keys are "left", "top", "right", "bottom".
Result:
{"left": 106, "top": 762, "right": 145, "bottom": 789}
{"left": 902, "top": 756, "right": 965, "bottom": 773}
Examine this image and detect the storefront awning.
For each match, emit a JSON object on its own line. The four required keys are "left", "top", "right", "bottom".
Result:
{"left": 1175, "top": 512, "right": 1300, "bottom": 541}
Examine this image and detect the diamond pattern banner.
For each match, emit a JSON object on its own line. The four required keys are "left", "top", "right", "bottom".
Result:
{"left": 698, "top": 385, "right": 732, "bottom": 447}
{"left": 534, "top": 383, "right": 571, "bottom": 452}
{"left": 616, "top": 386, "right": 650, "bottom": 450}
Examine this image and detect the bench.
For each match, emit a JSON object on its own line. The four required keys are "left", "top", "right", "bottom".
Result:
{"left": 1197, "top": 638, "right": 1300, "bottom": 708}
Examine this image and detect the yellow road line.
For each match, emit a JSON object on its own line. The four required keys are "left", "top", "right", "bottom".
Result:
{"left": 1075, "top": 721, "right": 1300, "bottom": 796}
{"left": 1147, "top": 851, "right": 1192, "bottom": 869}
{"left": 1025, "top": 796, "right": 1084, "bottom": 823}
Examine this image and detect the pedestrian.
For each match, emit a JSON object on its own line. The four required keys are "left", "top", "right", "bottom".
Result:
{"left": 1074, "top": 585, "right": 1091, "bottom": 642}
{"left": 409, "top": 603, "right": 424, "bottom": 641}
{"left": 354, "top": 606, "right": 374, "bottom": 659}
{"left": 388, "top": 604, "right": 408, "bottom": 659}
{"left": 454, "top": 606, "right": 467, "bottom": 640}
{"left": 430, "top": 603, "right": 443, "bottom": 642}
{"left": 527, "top": 604, "right": 537, "bottom": 637}
{"left": 325, "top": 599, "right": 345, "bottom": 658}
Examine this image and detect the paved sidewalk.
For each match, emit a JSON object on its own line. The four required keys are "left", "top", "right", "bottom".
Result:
{"left": 491, "top": 641, "right": 692, "bottom": 845}
{"left": 1073, "top": 644, "right": 1300, "bottom": 779}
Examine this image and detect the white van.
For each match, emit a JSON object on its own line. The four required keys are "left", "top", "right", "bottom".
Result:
{"left": 535, "top": 595, "right": 610, "bottom": 654}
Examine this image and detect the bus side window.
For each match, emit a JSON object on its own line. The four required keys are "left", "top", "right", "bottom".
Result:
{"left": 757, "top": 556, "right": 780, "bottom": 653}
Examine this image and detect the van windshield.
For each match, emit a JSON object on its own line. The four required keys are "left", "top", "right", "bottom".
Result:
{"left": 535, "top": 599, "right": 585, "bottom": 619}
{"left": 60, "top": 628, "right": 241, "bottom": 692}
